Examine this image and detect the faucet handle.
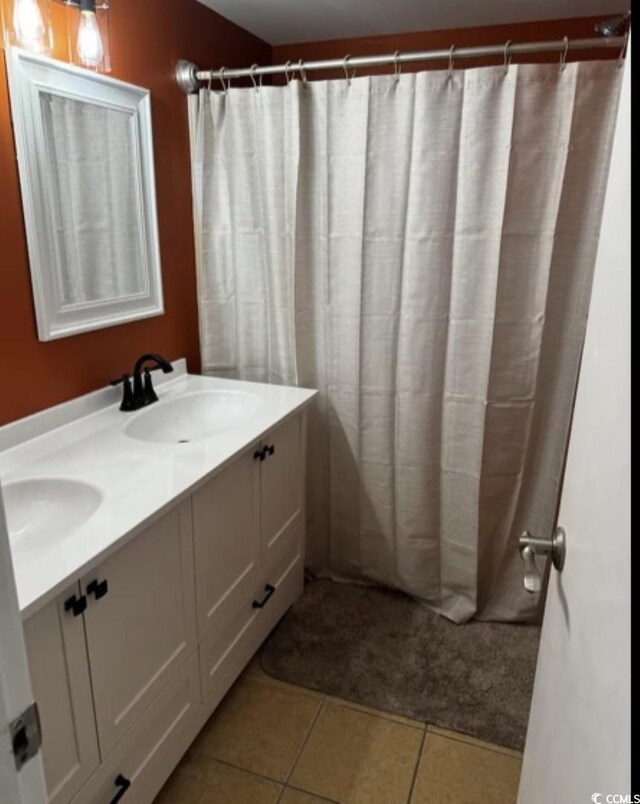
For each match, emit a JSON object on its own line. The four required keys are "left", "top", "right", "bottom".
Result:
{"left": 110, "top": 374, "right": 136, "bottom": 412}
{"left": 143, "top": 368, "right": 158, "bottom": 404}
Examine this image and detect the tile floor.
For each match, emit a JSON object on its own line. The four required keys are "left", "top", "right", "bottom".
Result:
{"left": 155, "top": 658, "right": 522, "bottom": 804}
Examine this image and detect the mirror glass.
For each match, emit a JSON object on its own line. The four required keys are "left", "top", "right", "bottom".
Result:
{"left": 5, "top": 48, "right": 164, "bottom": 340}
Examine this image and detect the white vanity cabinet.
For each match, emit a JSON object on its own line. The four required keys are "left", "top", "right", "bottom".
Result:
{"left": 21, "top": 407, "right": 309, "bottom": 804}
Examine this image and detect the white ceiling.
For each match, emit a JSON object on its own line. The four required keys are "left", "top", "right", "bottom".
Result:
{"left": 196, "top": 0, "right": 628, "bottom": 46}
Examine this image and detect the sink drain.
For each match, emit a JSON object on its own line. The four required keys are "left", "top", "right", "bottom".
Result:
{"left": 177, "top": 439, "right": 190, "bottom": 444}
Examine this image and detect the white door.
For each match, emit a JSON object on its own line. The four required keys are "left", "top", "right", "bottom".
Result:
{"left": 0, "top": 492, "right": 48, "bottom": 804}
{"left": 518, "top": 48, "right": 630, "bottom": 803}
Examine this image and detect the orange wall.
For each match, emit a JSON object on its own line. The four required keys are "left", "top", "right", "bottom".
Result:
{"left": 0, "top": 0, "right": 269, "bottom": 425}
{"left": 273, "top": 15, "right": 622, "bottom": 80}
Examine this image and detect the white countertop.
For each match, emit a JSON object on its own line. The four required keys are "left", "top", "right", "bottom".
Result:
{"left": 0, "top": 361, "right": 317, "bottom": 618}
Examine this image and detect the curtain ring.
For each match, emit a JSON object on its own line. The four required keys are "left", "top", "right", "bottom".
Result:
{"left": 284, "top": 60, "right": 293, "bottom": 85}
{"left": 206, "top": 71, "right": 213, "bottom": 92}
{"left": 448, "top": 45, "right": 455, "bottom": 80}
{"left": 298, "top": 59, "right": 307, "bottom": 82}
{"left": 503, "top": 40, "right": 512, "bottom": 75}
{"left": 618, "top": 30, "right": 629, "bottom": 68}
{"left": 250, "top": 64, "right": 261, "bottom": 92}
{"left": 343, "top": 54, "right": 354, "bottom": 84}
{"left": 218, "top": 66, "right": 228, "bottom": 93}
{"left": 393, "top": 50, "right": 401, "bottom": 82}
{"left": 559, "top": 36, "right": 569, "bottom": 73}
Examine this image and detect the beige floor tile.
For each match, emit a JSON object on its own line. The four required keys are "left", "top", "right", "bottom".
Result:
{"left": 410, "top": 732, "right": 522, "bottom": 804}
{"left": 280, "top": 788, "right": 338, "bottom": 803}
{"left": 242, "top": 655, "right": 272, "bottom": 682}
{"left": 322, "top": 693, "right": 425, "bottom": 730}
{"left": 290, "top": 701, "right": 423, "bottom": 804}
{"left": 155, "top": 755, "right": 281, "bottom": 803}
{"left": 243, "top": 659, "right": 325, "bottom": 701}
{"left": 191, "top": 678, "right": 321, "bottom": 782}
{"left": 249, "top": 655, "right": 424, "bottom": 731}
{"left": 427, "top": 725, "right": 522, "bottom": 758}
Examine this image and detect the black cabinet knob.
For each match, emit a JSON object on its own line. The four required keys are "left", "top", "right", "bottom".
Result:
{"left": 254, "top": 445, "right": 275, "bottom": 462}
{"left": 87, "top": 579, "right": 109, "bottom": 600}
{"left": 64, "top": 594, "right": 87, "bottom": 617}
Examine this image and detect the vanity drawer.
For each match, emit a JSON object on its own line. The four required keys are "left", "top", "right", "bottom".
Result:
{"left": 253, "top": 528, "right": 304, "bottom": 647}
{"left": 71, "top": 652, "right": 200, "bottom": 804}
{"left": 199, "top": 527, "right": 304, "bottom": 709}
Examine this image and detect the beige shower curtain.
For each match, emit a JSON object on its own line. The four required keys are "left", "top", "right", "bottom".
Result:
{"left": 189, "top": 61, "right": 621, "bottom": 622}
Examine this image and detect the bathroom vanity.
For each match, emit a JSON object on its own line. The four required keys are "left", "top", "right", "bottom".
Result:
{"left": 0, "top": 360, "right": 316, "bottom": 803}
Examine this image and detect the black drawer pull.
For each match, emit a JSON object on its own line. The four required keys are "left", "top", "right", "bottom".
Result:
{"left": 87, "top": 579, "right": 109, "bottom": 600}
{"left": 252, "top": 584, "right": 276, "bottom": 609}
{"left": 64, "top": 594, "right": 87, "bottom": 617}
{"left": 110, "top": 774, "right": 131, "bottom": 803}
{"left": 265, "top": 444, "right": 275, "bottom": 457}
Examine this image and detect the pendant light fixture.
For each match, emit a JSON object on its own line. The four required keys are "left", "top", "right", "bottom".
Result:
{"left": 54, "top": 0, "right": 110, "bottom": 72}
{"left": 1, "top": 0, "right": 52, "bottom": 53}
{"left": 76, "top": 0, "right": 103, "bottom": 67}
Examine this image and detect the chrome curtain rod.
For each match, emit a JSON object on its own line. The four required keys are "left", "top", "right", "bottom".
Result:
{"left": 175, "top": 35, "right": 627, "bottom": 93}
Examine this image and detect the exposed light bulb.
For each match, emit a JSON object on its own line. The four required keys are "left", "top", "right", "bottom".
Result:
{"left": 77, "top": 9, "right": 104, "bottom": 68}
{"left": 12, "top": 0, "right": 46, "bottom": 50}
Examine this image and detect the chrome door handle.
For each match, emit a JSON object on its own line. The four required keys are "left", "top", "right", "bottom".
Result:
{"left": 518, "top": 527, "right": 566, "bottom": 594}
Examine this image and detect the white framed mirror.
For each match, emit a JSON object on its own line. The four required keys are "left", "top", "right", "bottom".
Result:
{"left": 5, "top": 48, "right": 164, "bottom": 341}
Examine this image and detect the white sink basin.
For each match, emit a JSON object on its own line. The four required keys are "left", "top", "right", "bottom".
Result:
{"left": 3, "top": 478, "right": 102, "bottom": 556}
{"left": 123, "top": 390, "right": 260, "bottom": 444}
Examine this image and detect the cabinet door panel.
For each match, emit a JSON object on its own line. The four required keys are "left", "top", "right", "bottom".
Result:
{"left": 192, "top": 449, "right": 261, "bottom": 641}
{"left": 23, "top": 585, "right": 99, "bottom": 804}
{"left": 71, "top": 652, "right": 200, "bottom": 804}
{"left": 261, "top": 414, "right": 303, "bottom": 567}
{"left": 82, "top": 501, "right": 196, "bottom": 758}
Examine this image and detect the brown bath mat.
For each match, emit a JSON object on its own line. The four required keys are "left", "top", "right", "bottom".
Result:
{"left": 260, "top": 579, "right": 540, "bottom": 751}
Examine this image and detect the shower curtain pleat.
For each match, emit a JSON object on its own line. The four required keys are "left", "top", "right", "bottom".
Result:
{"left": 189, "top": 61, "right": 621, "bottom": 623}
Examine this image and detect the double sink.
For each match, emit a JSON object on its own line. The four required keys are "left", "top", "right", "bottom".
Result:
{"left": 3, "top": 387, "right": 260, "bottom": 560}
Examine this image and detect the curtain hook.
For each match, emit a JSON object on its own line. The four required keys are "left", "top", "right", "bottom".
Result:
{"left": 618, "top": 30, "right": 629, "bottom": 68}
{"left": 206, "top": 71, "right": 212, "bottom": 92}
{"left": 448, "top": 45, "right": 455, "bottom": 80}
{"left": 284, "top": 60, "right": 293, "bottom": 85}
{"left": 393, "top": 50, "right": 402, "bottom": 82}
{"left": 503, "top": 40, "right": 512, "bottom": 75}
{"left": 218, "top": 66, "right": 228, "bottom": 93}
{"left": 343, "top": 54, "right": 353, "bottom": 85}
{"left": 250, "top": 63, "right": 260, "bottom": 92}
{"left": 559, "top": 36, "right": 569, "bottom": 73}
{"left": 298, "top": 58, "right": 307, "bottom": 82}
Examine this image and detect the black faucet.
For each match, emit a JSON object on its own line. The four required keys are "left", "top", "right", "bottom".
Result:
{"left": 111, "top": 353, "right": 174, "bottom": 412}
